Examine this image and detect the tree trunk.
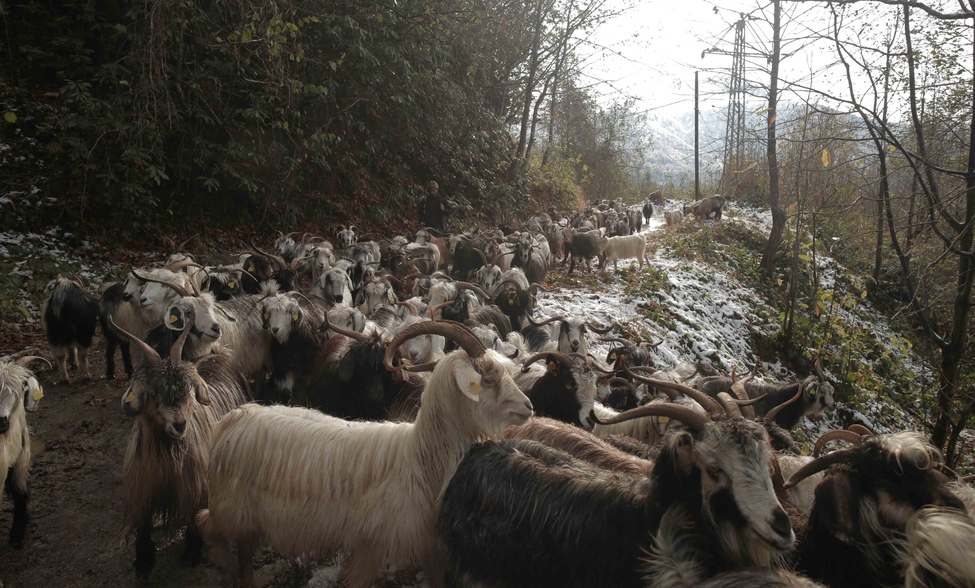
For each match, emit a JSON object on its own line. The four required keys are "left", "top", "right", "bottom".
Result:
{"left": 760, "top": 0, "right": 784, "bottom": 277}
{"left": 873, "top": 190, "right": 884, "bottom": 282}
{"left": 511, "top": 0, "right": 547, "bottom": 172}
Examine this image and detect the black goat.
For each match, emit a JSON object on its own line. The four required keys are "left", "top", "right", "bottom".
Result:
{"left": 643, "top": 199, "right": 654, "bottom": 223}
{"left": 564, "top": 228, "right": 600, "bottom": 273}
{"left": 306, "top": 325, "right": 426, "bottom": 421}
{"left": 41, "top": 276, "right": 99, "bottom": 383}
{"left": 441, "top": 403, "right": 794, "bottom": 588}
{"left": 98, "top": 282, "right": 134, "bottom": 381}
{"left": 786, "top": 432, "right": 967, "bottom": 588}
{"left": 520, "top": 353, "right": 599, "bottom": 430}
{"left": 697, "top": 375, "right": 834, "bottom": 430}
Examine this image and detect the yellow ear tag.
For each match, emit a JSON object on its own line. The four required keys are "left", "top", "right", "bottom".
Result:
{"left": 547, "top": 361, "right": 557, "bottom": 371}
{"left": 598, "top": 378, "right": 610, "bottom": 386}
{"left": 33, "top": 389, "right": 43, "bottom": 401}
{"left": 292, "top": 313, "right": 299, "bottom": 321}
{"left": 247, "top": 266, "right": 255, "bottom": 272}
{"left": 609, "top": 352, "right": 617, "bottom": 360}
{"left": 169, "top": 314, "right": 178, "bottom": 324}
{"left": 469, "top": 381, "right": 482, "bottom": 395}
{"left": 124, "top": 390, "right": 136, "bottom": 403}
{"left": 228, "top": 282, "right": 235, "bottom": 288}
{"left": 800, "top": 447, "right": 810, "bottom": 456}
{"left": 657, "top": 416, "right": 670, "bottom": 423}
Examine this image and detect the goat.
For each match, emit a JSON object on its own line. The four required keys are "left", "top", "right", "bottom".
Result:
{"left": 306, "top": 319, "right": 426, "bottom": 421}
{"left": 901, "top": 507, "right": 975, "bottom": 588}
{"left": 112, "top": 321, "right": 251, "bottom": 580}
{"left": 643, "top": 198, "right": 655, "bottom": 222}
{"left": 511, "top": 234, "right": 547, "bottom": 285}
{"left": 197, "top": 321, "right": 534, "bottom": 588}
{"left": 524, "top": 314, "right": 611, "bottom": 356}
{"left": 441, "top": 400, "right": 794, "bottom": 588}
{"left": 649, "top": 190, "right": 665, "bottom": 206}
{"left": 684, "top": 195, "right": 727, "bottom": 221}
{"left": 260, "top": 292, "right": 328, "bottom": 404}
{"left": 0, "top": 355, "right": 47, "bottom": 548}
{"left": 563, "top": 227, "right": 600, "bottom": 273}
{"left": 697, "top": 374, "right": 834, "bottom": 430}
{"left": 313, "top": 267, "right": 354, "bottom": 307}
{"left": 784, "top": 432, "right": 967, "bottom": 588}
{"left": 518, "top": 352, "right": 599, "bottom": 430}
{"left": 274, "top": 231, "right": 300, "bottom": 261}
{"left": 597, "top": 234, "right": 648, "bottom": 271}
{"left": 41, "top": 275, "right": 98, "bottom": 383}
{"left": 664, "top": 210, "right": 684, "bottom": 226}
{"left": 98, "top": 282, "right": 134, "bottom": 380}
{"left": 336, "top": 224, "right": 357, "bottom": 249}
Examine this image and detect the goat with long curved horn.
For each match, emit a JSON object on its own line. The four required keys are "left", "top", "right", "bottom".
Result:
{"left": 15, "top": 356, "right": 53, "bottom": 370}
{"left": 782, "top": 446, "right": 860, "bottom": 489}
{"left": 319, "top": 312, "right": 371, "bottom": 342}
{"left": 620, "top": 357, "right": 723, "bottom": 414}
{"left": 131, "top": 270, "right": 194, "bottom": 298}
{"left": 520, "top": 352, "right": 582, "bottom": 373}
{"left": 384, "top": 321, "right": 486, "bottom": 372}
{"left": 108, "top": 317, "right": 163, "bottom": 369}
{"left": 590, "top": 402, "right": 712, "bottom": 434}
{"left": 813, "top": 430, "right": 864, "bottom": 458}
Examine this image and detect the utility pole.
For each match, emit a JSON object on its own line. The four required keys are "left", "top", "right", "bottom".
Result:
{"left": 695, "top": 71, "right": 700, "bottom": 199}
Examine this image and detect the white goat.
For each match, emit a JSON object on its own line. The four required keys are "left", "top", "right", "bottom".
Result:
{"left": 0, "top": 356, "right": 46, "bottom": 548}
{"left": 597, "top": 234, "right": 648, "bottom": 271}
{"left": 664, "top": 210, "right": 684, "bottom": 227}
{"left": 198, "top": 322, "right": 534, "bottom": 588}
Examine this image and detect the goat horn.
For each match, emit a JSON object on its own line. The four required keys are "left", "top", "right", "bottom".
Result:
{"left": 812, "top": 358, "right": 826, "bottom": 380}
{"left": 620, "top": 357, "right": 675, "bottom": 400}
{"left": 321, "top": 313, "right": 370, "bottom": 342}
{"left": 108, "top": 316, "right": 162, "bottom": 369}
{"left": 131, "top": 270, "right": 194, "bottom": 298}
{"left": 285, "top": 231, "right": 302, "bottom": 240}
{"left": 290, "top": 255, "right": 313, "bottom": 270}
{"left": 385, "top": 320, "right": 485, "bottom": 372}
{"left": 679, "top": 364, "right": 700, "bottom": 383}
{"left": 599, "top": 337, "right": 634, "bottom": 346}
{"left": 455, "top": 282, "right": 489, "bottom": 300}
{"left": 647, "top": 338, "right": 664, "bottom": 348}
{"left": 529, "top": 283, "right": 552, "bottom": 293}
{"left": 520, "top": 352, "right": 579, "bottom": 373}
{"left": 400, "top": 360, "right": 439, "bottom": 372}
{"left": 576, "top": 353, "right": 616, "bottom": 375}
{"left": 782, "top": 446, "right": 860, "bottom": 489}
{"left": 164, "top": 259, "right": 203, "bottom": 274}
{"left": 497, "top": 279, "right": 524, "bottom": 294}
{"left": 250, "top": 242, "right": 287, "bottom": 270}
{"left": 526, "top": 314, "right": 564, "bottom": 328}
{"left": 813, "top": 430, "right": 864, "bottom": 458}
{"left": 429, "top": 301, "right": 454, "bottom": 318}
{"left": 847, "top": 424, "right": 874, "bottom": 436}
{"left": 586, "top": 321, "right": 614, "bottom": 334}
{"left": 14, "top": 356, "right": 53, "bottom": 370}
{"left": 591, "top": 403, "right": 711, "bottom": 434}
{"left": 170, "top": 323, "right": 191, "bottom": 364}
{"left": 622, "top": 359, "right": 723, "bottom": 414}
{"left": 765, "top": 383, "right": 803, "bottom": 423}
{"left": 717, "top": 392, "right": 743, "bottom": 418}
{"left": 729, "top": 368, "right": 755, "bottom": 419}
{"left": 176, "top": 234, "right": 196, "bottom": 252}
{"left": 960, "top": 474, "right": 975, "bottom": 483}
{"left": 396, "top": 301, "right": 419, "bottom": 317}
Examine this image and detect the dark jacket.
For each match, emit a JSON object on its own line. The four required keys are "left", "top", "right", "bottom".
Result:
{"left": 419, "top": 195, "right": 445, "bottom": 231}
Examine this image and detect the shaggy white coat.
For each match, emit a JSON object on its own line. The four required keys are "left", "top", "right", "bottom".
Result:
{"left": 199, "top": 349, "right": 533, "bottom": 588}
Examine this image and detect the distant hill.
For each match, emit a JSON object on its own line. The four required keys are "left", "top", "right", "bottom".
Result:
{"left": 643, "top": 108, "right": 728, "bottom": 188}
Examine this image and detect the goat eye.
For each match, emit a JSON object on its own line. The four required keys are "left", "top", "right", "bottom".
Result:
{"left": 707, "top": 465, "right": 722, "bottom": 478}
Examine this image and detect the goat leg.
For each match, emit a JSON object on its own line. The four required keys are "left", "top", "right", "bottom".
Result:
{"left": 180, "top": 524, "right": 205, "bottom": 567}
{"left": 134, "top": 519, "right": 156, "bottom": 580}
{"left": 5, "top": 464, "right": 29, "bottom": 549}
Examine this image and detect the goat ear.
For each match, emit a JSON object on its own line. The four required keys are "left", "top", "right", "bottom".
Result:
{"left": 121, "top": 386, "right": 144, "bottom": 417}
{"left": 453, "top": 362, "right": 482, "bottom": 402}
{"left": 195, "top": 375, "right": 211, "bottom": 405}
{"left": 291, "top": 307, "right": 303, "bottom": 328}
{"left": 165, "top": 306, "right": 186, "bottom": 331}
{"left": 261, "top": 307, "right": 270, "bottom": 329}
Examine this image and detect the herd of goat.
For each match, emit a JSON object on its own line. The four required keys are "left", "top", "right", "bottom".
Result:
{"left": 1, "top": 193, "right": 974, "bottom": 588}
